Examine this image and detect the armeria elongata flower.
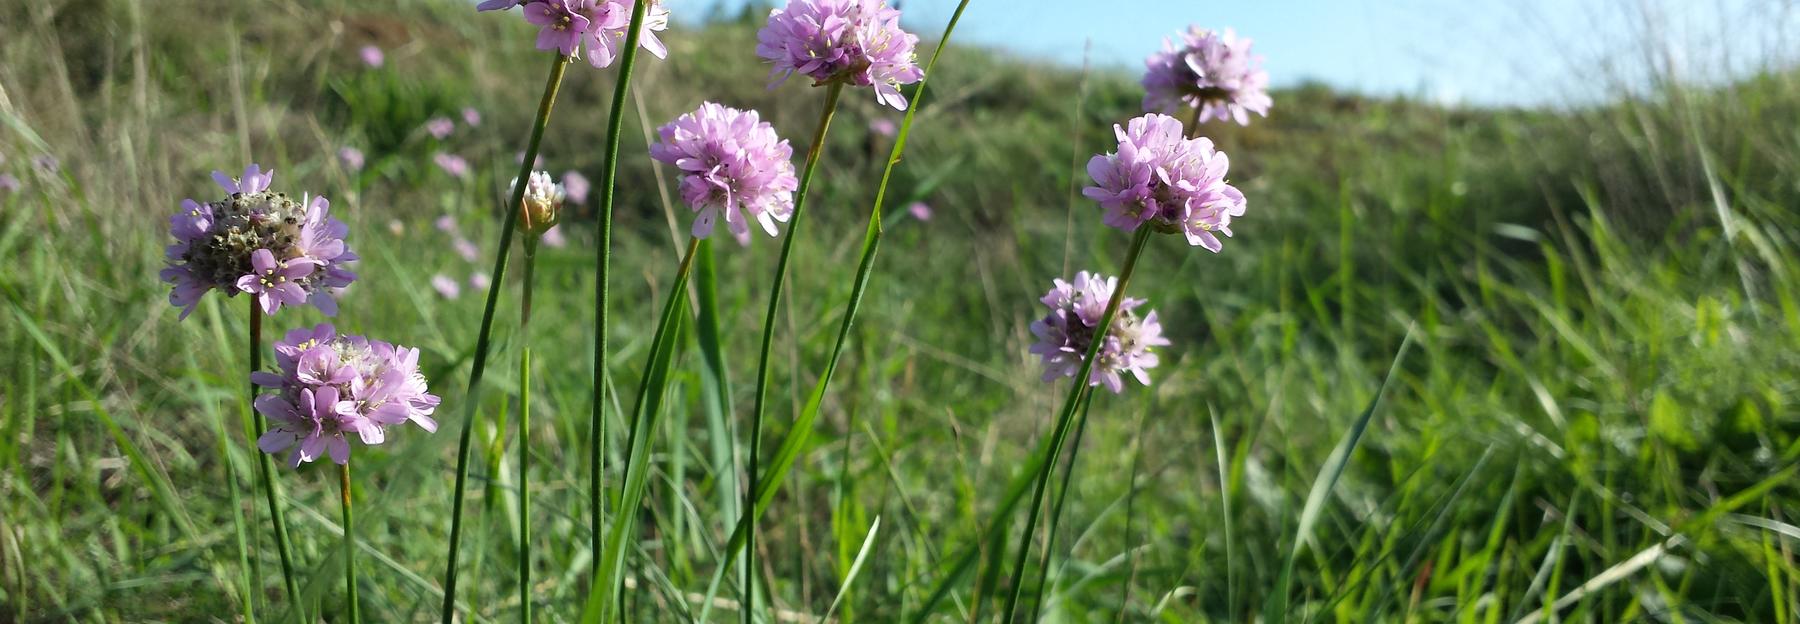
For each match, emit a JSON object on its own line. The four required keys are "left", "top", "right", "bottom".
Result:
{"left": 1083, "top": 113, "right": 1247, "bottom": 252}
{"left": 756, "top": 0, "right": 924, "bottom": 110}
{"left": 161, "top": 164, "right": 356, "bottom": 319}
{"left": 513, "top": 170, "right": 566, "bottom": 237}
{"left": 253, "top": 323, "right": 440, "bottom": 467}
{"left": 1028, "top": 272, "right": 1169, "bottom": 394}
{"left": 482, "top": 0, "right": 670, "bottom": 67}
{"left": 650, "top": 102, "right": 798, "bottom": 244}
{"left": 1142, "top": 26, "right": 1271, "bottom": 126}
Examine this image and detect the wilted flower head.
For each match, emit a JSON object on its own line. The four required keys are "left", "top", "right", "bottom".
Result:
{"left": 359, "top": 45, "right": 385, "bottom": 68}
{"left": 512, "top": 170, "right": 565, "bottom": 237}
{"left": 1142, "top": 26, "right": 1270, "bottom": 126}
{"left": 160, "top": 164, "right": 357, "bottom": 319}
{"left": 649, "top": 102, "right": 798, "bottom": 244}
{"left": 756, "top": 0, "right": 924, "bottom": 110}
{"left": 482, "top": 0, "right": 670, "bottom": 67}
{"left": 252, "top": 324, "right": 439, "bottom": 467}
{"left": 1028, "top": 272, "right": 1169, "bottom": 394}
{"left": 1083, "top": 113, "right": 1247, "bottom": 252}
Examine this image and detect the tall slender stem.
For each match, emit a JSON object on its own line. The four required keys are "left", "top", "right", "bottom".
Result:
{"left": 744, "top": 82, "right": 844, "bottom": 623}
{"left": 1000, "top": 227, "right": 1154, "bottom": 622}
{"left": 247, "top": 301, "right": 302, "bottom": 611}
{"left": 518, "top": 243, "right": 538, "bottom": 624}
{"left": 339, "top": 462, "right": 359, "bottom": 624}
{"left": 1027, "top": 389, "right": 1096, "bottom": 623}
{"left": 591, "top": 0, "right": 656, "bottom": 583}
{"left": 441, "top": 53, "right": 569, "bottom": 624}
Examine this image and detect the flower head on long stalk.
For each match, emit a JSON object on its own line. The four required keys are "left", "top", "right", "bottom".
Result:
{"left": 481, "top": 0, "right": 670, "bottom": 67}
{"left": 161, "top": 165, "right": 356, "bottom": 319}
{"left": 252, "top": 324, "right": 439, "bottom": 467}
{"left": 756, "top": 0, "right": 923, "bottom": 109}
{"left": 1142, "top": 26, "right": 1271, "bottom": 125}
{"left": 650, "top": 102, "right": 799, "bottom": 245}
{"left": 1028, "top": 271, "right": 1169, "bottom": 393}
{"left": 1083, "top": 113, "right": 1248, "bottom": 252}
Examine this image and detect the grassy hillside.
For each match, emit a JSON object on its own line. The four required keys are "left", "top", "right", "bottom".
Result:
{"left": 3, "top": 0, "right": 1799, "bottom": 621}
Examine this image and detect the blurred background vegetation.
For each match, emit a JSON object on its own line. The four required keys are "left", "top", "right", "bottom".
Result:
{"left": 3, "top": 0, "right": 1799, "bottom": 621}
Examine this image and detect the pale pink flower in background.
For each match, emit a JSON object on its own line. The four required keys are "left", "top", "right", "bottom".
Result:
{"left": 431, "top": 274, "right": 461, "bottom": 299}
{"left": 453, "top": 237, "right": 480, "bottom": 262}
{"left": 359, "top": 45, "right": 385, "bottom": 68}
{"left": 906, "top": 201, "right": 931, "bottom": 221}
{"left": 387, "top": 219, "right": 405, "bottom": 236}
{"left": 339, "top": 147, "right": 365, "bottom": 172}
{"left": 426, "top": 117, "right": 455, "bottom": 140}
{"left": 462, "top": 107, "right": 482, "bottom": 127}
{"left": 435, "top": 215, "right": 459, "bottom": 234}
{"left": 562, "top": 171, "right": 590, "bottom": 204}
{"left": 869, "top": 118, "right": 897, "bottom": 137}
{"left": 540, "top": 225, "right": 568, "bottom": 248}
{"left": 469, "top": 272, "right": 492, "bottom": 290}
{"left": 434, "top": 152, "right": 470, "bottom": 178}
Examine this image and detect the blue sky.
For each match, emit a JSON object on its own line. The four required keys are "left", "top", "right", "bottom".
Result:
{"left": 666, "top": 0, "right": 1800, "bottom": 106}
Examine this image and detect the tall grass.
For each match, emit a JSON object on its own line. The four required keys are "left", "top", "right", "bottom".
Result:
{"left": 3, "top": 1, "right": 1799, "bottom": 622}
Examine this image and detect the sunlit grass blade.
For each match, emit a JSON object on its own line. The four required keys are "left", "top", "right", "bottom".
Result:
{"left": 440, "top": 53, "right": 570, "bottom": 624}
{"left": 821, "top": 516, "right": 881, "bottom": 622}
{"left": 582, "top": 236, "right": 700, "bottom": 624}
{"left": 1265, "top": 326, "right": 1415, "bottom": 622}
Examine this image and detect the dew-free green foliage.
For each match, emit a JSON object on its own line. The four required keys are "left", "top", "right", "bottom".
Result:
{"left": 3, "top": 0, "right": 1800, "bottom": 621}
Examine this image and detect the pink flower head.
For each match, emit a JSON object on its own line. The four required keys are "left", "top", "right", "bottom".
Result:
{"left": 461, "top": 107, "right": 482, "bottom": 127}
{"left": 523, "top": 0, "right": 593, "bottom": 56}
{"left": 434, "top": 152, "right": 471, "bottom": 178}
{"left": 562, "top": 170, "right": 590, "bottom": 204}
{"left": 756, "top": 0, "right": 924, "bottom": 110}
{"left": 162, "top": 166, "right": 355, "bottom": 320}
{"left": 869, "top": 117, "right": 898, "bottom": 137}
{"left": 359, "top": 45, "right": 385, "bottom": 68}
{"left": 425, "top": 117, "right": 454, "bottom": 140}
{"left": 469, "top": 272, "right": 492, "bottom": 290}
{"left": 1083, "top": 114, "right": 1247, "bottom": 252}
{"left": 453, "top": 237, "right": 480, "bottom": 262}
{"left": 339, "top": 147, "right": 365, "bottom": 171}
{"left": 906, "top": 201, "right": 931, "bottom": 221}
{"left": 0, "top": 174, "right": 19, "bottom": 193}
{"left": 1028, "top": 272, "right": 1170, "bottom": 394}
{"left": 254, "top": 324, "right": 440, "bottom": 467}
{"left": 431, "top": 274, "right": 461, "bottom": 299}
{"left": 581, "top": 0, "right": 672, "bottom": 69}
{"left": 649, "top": 102, "right": 799, "bottom": 245}
{"left": 1143, "top": 26, "right": 1271, "bottom": 126}
{"left": 541, "top": 224, "right": 568, "bottom": 248}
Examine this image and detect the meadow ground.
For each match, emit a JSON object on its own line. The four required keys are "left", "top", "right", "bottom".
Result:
{"left": 3, "top": 1, "right": 1800, "bottom": 622}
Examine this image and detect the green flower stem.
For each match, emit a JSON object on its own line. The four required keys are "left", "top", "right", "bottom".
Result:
{"left": 591, "top": 0, "right": 656, "bottom": 582}
{"left": 247, "top": 301, "right": 302, "bottom": 613}
{"left": 743, "top": 81, "right": 845, "bottom": 623}
{"left": 1000, "top": 226, "right": 1154, "bottom": 622}
{"left": 1026, "top": 389, "right": 1097, "bottom": 623}
{"left": 338, "top": 462, "right": 359, "bottom": 624}
{"left": 440, "top": 53, "right": 569, "bottom": 624}
{"left": 519, "top": 242, "right": 539, "bottom": 624}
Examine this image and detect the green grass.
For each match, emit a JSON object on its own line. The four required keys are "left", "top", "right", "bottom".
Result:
{"left": 3, "top": 0, "right": 1800, "bottom": 621}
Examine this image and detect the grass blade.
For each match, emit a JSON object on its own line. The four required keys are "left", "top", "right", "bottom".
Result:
{"left": 821, "top": 517, "right": 881, "bottom": 622}
{"left": 1266, "top": 326, "right": 1415, "bottom": 622}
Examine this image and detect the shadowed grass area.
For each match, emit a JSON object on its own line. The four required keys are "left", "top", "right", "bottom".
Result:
{"left": 3, "top": 0, "right": 1799, "bottom": 621}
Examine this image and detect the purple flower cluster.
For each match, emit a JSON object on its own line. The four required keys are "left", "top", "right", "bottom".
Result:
{"left": 161, "top": 165, "right": 357, "bottom": 319}
{"left": 479, "top": 0, "right": 670, "bottom": 68}
{"left": 253, "top": 324, "right": 440, "bottom": 467}
{"left": 756, "top": 0, "right": 924, "bottom": 110}
{"left": 1083, "top": 114, "right": 1247, "bottom": 252}
{"left": 1142, "top": 26, "right": 1271, "bottom": 126}
{"left": 1028, "top": 272, "right": 1169, "bottom": 394}
{"left": 650, "top": 102, "right": 799, "bottom": 244}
